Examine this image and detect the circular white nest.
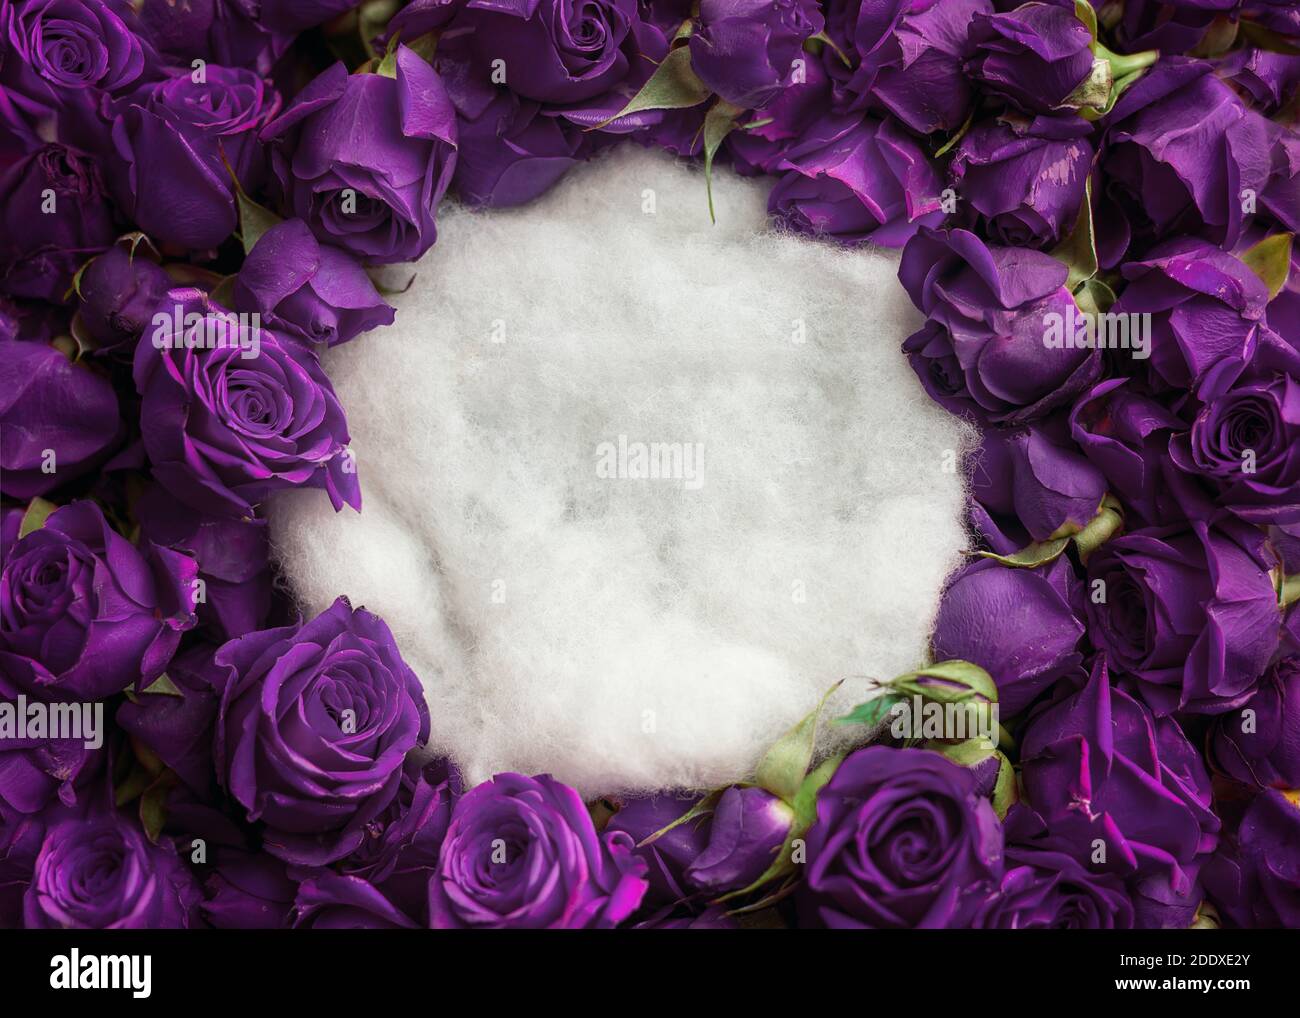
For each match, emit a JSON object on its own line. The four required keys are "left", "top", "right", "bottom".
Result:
{"left": 269, "top": 146, "right": 973, "bottom": 796}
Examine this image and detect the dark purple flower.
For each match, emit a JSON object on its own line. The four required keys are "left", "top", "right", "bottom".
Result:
{"left": 0, "top": 674, "right": 100, "bottom": 815}
{"left": 949, "top": 114, "right": 1093, "bottom": 249}
{"left": 201, "top": 847, "right": 296, "bottom": 929}
{"left": 769, "top": 112, "right": 944, "bottom": 246}
{"left": 683, "top": 785, "right": 791, "bottom": 893}
{"left": 965, "top": 2, "right": 1095, "bottom": 115}
{"left": 0, "top": 340, "right": 123, "bottom": 499}
{"left": 71, "top": 237, "right": 172, "bottom": 358}
{"left": 134, "top": 484, "right": 271, "bottom": 642}
{"left": 970, "top": 417, "right": 1108, "bottom": 553}
{"left": 262, "top": 48, "right": 457, "bottom": 265}
{"left": 975, "top": 804, "right": 1135, "bottom": 928}
{"left": 824, "top": 0, "right": 991, "bottom": 134}
{"left": 0, "top": 143, "right": 116, "bottom": 302}
{"left": 23, "top": 805, "right": 201, "bottom": 928}
{"left": 932, "top": 557, "right": 1086, "bottom": 717}
{"left": 107, "top": 65, "right": 280, "bottom": 252}
{"left": 1210, "top": 657, "right": 1300, "bottom": 790}
{"left": 0, "top": 500, "right": 197, "bottom": 702}
{"left": 293, "top": 871, "right": 419, "bottom": 928}
{"left": 136, "top": 0, "right": 291, "bottom": 78}
{"left": 460, "top": 0, "right": 638, "bottom": 105}
{"left": 1203, "top": 789, "right": 1300, "bottom": 928}
{"left": 1020, "top": 656, "right": 1219, "bottom": 928}
{"left": 0, "top": 0, "right": 152, "bottom": 121}
{"left": 132, "top": 288, "right": 360, "bottom": 519}
{"left": 605, "top": 791, "right": 707, "bottom": 906}
{"left": 429, "top": 771, "right": 648, "bottom": 928}
{"left": 688, "top": 0, "right": 824, "bottom": 109}
{"left": 210, "top": 596, "right": 429, "bottom": 866}
{"left": 1217, "top": 45, "right": 1300, "bottom": 115}
{"left": 726, "top": 55, "right": 832, "bottom": 176}
{"left": 1111, "top": 0, "right": 1223, "bottom": 55}
{"left": 797, "top": 746, "right": 1003, "bottom": 928}
{"left": 1068, "top": 378, "right": 1185, "bottom": 527}
{"left": 233, "top": 219, "right": 394, "bottom": 349}
{"left": 255, "top": 0, "right": 364, "bottom": 33}
{"left": 899, "top": 227, "right": 1100, "bottom": 424}
{"left": 1099, "top": 61, "right": 1278, "bottom": 261}
{"left": 1085, "top": 519, "right": 1279, "bottom": 714}
{"left": 1262, "top": 129, "right": 1300, "bottom": 234}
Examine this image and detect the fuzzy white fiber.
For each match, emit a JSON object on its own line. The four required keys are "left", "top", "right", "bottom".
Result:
{"left": 268, "top": 146, "right": 974, "bottom": 796}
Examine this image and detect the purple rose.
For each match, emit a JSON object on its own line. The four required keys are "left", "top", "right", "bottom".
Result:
{"left": 132, "top": 288, "right": 360, "bottom": 519}
{"left": 210, "top": 596, "right": 430, "bottom": 866}
{"left": 797, "top": 746, "right": 1003, "bottom": 928}
{"left": 769, "top": 112, "right": 944, "bottom": 246}
{"left": 1099, "top": 61, "right": 1277, "bottom": 261}
{"left": 1210, "top": 657, "right": 1300, "bottom": 790}
{"left": 201, "top": 848, "right": 297, "bottom": 929}
{"left": 949, "top": 114, "right": 1093, "bottom": 248}
{"left": 1203, "top": 789, "right": 1300, "bottom": 928}
{"left": 726, "top": 55, "right": 832, "bottom": 176}
{"left": 1112, "top": 236, "right": 1297, "bottom": 402}
{"left": 0, "top": 340, "right": 123, "bottom": 499}
{"left": 429, "top": 772, "right": 649, "bottom": 928}
{"left": 0, "top": 0, "right": 152, "bottom": 121}
{"left": 23, "top": 805, "right": 201, "bottom": 928}
{"left": 0, "top": 500, "right": 197, "bottom": 702}
{"left": 0, "top": 670, "right": 100, "bottom": 816}
{"left": 460, "top": 0, "right": 637, "bottom": 105}
{"left": 1069, "top": 378, "right": 1185, "bottom": 527}
{"left": 136, "top": 0, "right": 291, "bottom": 78}
{"left": 932, "top": 557, "right": 1085, "bottom": 717}
{"left": 134, "top": 484, "right": 271, "bottom": 642}
{"left": 970, "top": 417, "right": 1108, "bottom": 553}
{"left": 688, "top": 0, "right": 824, "bottom": 109}
{"left": 0, "top": 143, "right": 116, "bottom": 302}
{"left": 1085, "top": 519, "right": 1279, "bottom": 715}
{"left": 256, "top": 0, "right": 364, "bottom": 33}
{"left": 974, "top": 804, "right": 1135, "bottom": 928}
{"left": 108, "top": 65, "right": 280, "bottom": 252}
{"left": 1020, "top": 656, "right": 1219, "bottom": 928}
{"left": 900, "top": 227, "right": 1100, "bottom": 424}
{"left": 1217, "top": 45, "right": 1300, "bottom": 116}
{"left": 965, "top": 2, "right": 1095, "bottom": 115}
{"left": 293, "top": 871, "right": 419, "bottom": 929}
{"left": 825, "top": 0, "right": 991, "bottom": 134}
{"left": 71, "top": 238, "right": 172, "bottom": 358}
{"left": 605, "top": 792, "right": 707, "bottom": 906}
{"left": 233, "top": 219, "right": 394, "bottom": 349}
{"left": 262, "top": 48, "right": 457, "bottom": 265}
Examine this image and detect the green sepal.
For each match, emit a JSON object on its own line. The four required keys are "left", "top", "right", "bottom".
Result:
{"left": 1050, "top": 176, "right": 1097, "bottom": 291}
{"left": 934, "top": 106, "right": 975, "bottom": 158}
{"left": 702, "top": 99, "right": 744, "bottom": 223}
{"left": 1239, "top": 232, "right": 1293, "bottom": 300}
{"left": 834, "top": 690, "right": 906, "bottom": 729}
{"left": 636, "top": 788, "right": 722, "bottom": 848}
{"left": 753, "top": 680, "right": 843, "bottom": 803}
{"left": 591, "top": 45, "right": 711, "bottom": 130}
{"left": 140, "top": 672, "right": 185, "bottom": 699}
{"left": 976, "top": 537, "right": 1071, "bottom": 570}
{"left": 1278, "top": 572, "right": 1300, "bottom": 608}
{"left": 220, "top": 147, "right": 282, "bottom": 255}
{"left": 375, "top": 29, "right": 400, "bottom": 78}
{"left": 887, "top": 661, "right": 998, "bottom": 705}
{"left": 1072, "top": 494, "right": 1124, "bottom": 563}
{"left": 18, "top": 497, "right": 58, "bottom": 539}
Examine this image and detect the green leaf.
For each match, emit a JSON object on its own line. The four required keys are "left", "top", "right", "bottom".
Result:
{"left": 18, "top": 497, "right": 57, "bottom": 539}
{"left": 1050, "top": 176, "right": 1097, "bottom": 290}
{"left": 702, "top": 99, "right": 743, "bottom": 223}
{"left": 592, "top": 46, "right": 711, "bottom": 130}
{"left": 834, "top": 690, "right": 905, "bottom": 728}
{"left": 1239, "top": 232, "right": 1294, "bottom": 300}
{"left": 753, "top": 680, "right": 843, "bottom": 803}
{"left": 976, "top": 537, "right": 1071, "bottom": 570}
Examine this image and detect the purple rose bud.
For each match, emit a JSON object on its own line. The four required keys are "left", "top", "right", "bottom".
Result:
{"left": 1020, "top": 656, "right": 1219, "bottom": 928}
{"left": 769, "top": 112, "right": 945, "bottom": 246}
{"left": 1210, "top": 658, "right": 1300, "bottom": 790}
{"left": 975, "top": 804, "right": 1135, "bottom": 928}
{"left": 0, "top": 0, "right": 152, "bottom": 121}
{"left": 0, "top": 340, "right": 124, "bottom": 499}
{"left": 605, "top": 792, "right": 709, "bottom": 906}
{"left": 0, "top": 143, "right": 116, "bottom": 302}
{"left": 429, "top": 772, "right": 649, "bottom": 928}
{"left": 0, "top": 500, "right": 198, "bottom": 701}
{"left": 689, "top": 0, "right": 824, "bottom": 109}
{"left": 683, "top": 785, "right": 792, "bottom": 893}
{"left": 949, "top": 114, "right": 1093, "bottom": 248}
{"left": 23, "top": 806, "right": 201, "bottom": 928}
{"left": 1069, "top": 378, "right": 1185, "bottom": 528}
{"left": 134, "top": 484, "right": 271, "bottom": 642}
{"left": 233, "top": 219, "right": 394, "bottom": 349}
{"left": 72, "top": 237, "right": 172, "bottom": 358}
{"left": 932, "top": 557, "right": 1085, "bottom": 717}
{"left": 900, "top": 227, "right": 1100, "bottom": 424}
{"left": 132, "top": 288, "right": 360, "bottom": 519}
{"left": 107, "top": 65, "right": 281, "bottom": 252}
{"left": 965, "top": 2, "right": 1095, "bottom": 115}
{"left": 1203, "top": 789, "right": 1300, "bottom": 928}
{"left": 797, "top": 747, "right": 1003, "bottom": 928}
{"left": 261, "top": 48, "right": 457, "bottom": 265}
{"left": 825, "top": 0, "right": 991, "bottom": 134}
{"left": 1099, "top": 61, "right": 1278, "bottom": 260}
{"left": 1085, "top": 519, "right": 1280, "bottom": 714}
{"left": 460, "top": 0, "right": 637, "bottom": 105}
{"left": 210, "top": 596, "right": 430, "bottom": 866}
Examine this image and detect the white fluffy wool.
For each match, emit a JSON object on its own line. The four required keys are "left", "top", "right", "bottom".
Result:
{"left": 268, "top": 146, "right": 974, "bottom": 796}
